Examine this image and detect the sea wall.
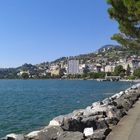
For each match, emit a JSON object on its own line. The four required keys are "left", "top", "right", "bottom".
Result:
{"left": 2, "top": 83, "right": 140, "bottom": 140}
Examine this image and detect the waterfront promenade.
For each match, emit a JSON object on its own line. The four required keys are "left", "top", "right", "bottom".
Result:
{"left": 106, "top": 99, "right": 140, "bottom": 140}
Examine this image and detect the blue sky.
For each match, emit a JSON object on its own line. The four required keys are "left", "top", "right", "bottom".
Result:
{"left": 0, "top": 0, "right": 118, "bottom": 68}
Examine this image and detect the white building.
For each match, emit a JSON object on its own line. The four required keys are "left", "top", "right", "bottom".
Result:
{"left": 68, "top": 60, "right": 79, "bottom": 74}
{"left": 105, "top": 65, "right": 115, "bottom": 73}
{"left": 117, "top": 59, "right": 140, "bottom": 74}
{"left": 79, "top": 64, "right": 86, "bottom": 74}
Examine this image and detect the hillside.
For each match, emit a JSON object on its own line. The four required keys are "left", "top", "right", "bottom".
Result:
{"left": 0, "top": 45, "right": 139, "bottom": 79}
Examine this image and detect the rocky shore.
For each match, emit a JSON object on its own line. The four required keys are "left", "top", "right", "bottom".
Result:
{"left": 1, "top": 83, "right": 140, "bottom": 140}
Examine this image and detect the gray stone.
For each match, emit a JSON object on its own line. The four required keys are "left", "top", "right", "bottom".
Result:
{"left": 102, "top": 98, "right": 111, "bottom": 106}
{"left": 82, "top": 116, "right": 109, "bottom": 131}
{"left": 26, "top": 131, "right": 41, "bottom": 140}
{"left": 83, "top": 105, "right": 107, "bottom": 117}
{"left": 96, "top": 118, "right": 109, "bottom": 130}
{"left": 6, "top": 134, "right": 24, "bottom": 140}
{"left": 37, "top": 126, "right": 63, "bottom": 140}
{"left": 49, "top": 115, "right": 64, "bottom": 126}
{"left": 57, "top": 131, "right": 84, "bottom": 140}
{"left": 106, "top": 106, "right": 126, "bottom": 121}
{"left": 105, "top": 117, "right": 119, "bottom": 127}
{"left": 115, "top": 97, "right": 133, "bottom": 111}
{"left": 81, "top": 116, "right": 97, "bottom": 130}
{"left": 61, "top": 117, "right": 83, "bottom": 132}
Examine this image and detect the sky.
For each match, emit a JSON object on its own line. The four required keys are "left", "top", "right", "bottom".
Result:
{"left": 0, "top": 0, "right": 119, "bottom": 68}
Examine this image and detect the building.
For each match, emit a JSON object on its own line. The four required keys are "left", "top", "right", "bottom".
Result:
{"left": 79, "top": 64, "right": 86, "bottom": 74}
{"left": 105, "top": 65, "right": 115, "bottom": 73}
{"left": 50, "top": 69, "right": 60, "bottom": 76}
{"left": 118, "top": 59, "right": 140, "bottom": 74}
{"left": 68, "top": 60, "right": 79, "bottom": 74}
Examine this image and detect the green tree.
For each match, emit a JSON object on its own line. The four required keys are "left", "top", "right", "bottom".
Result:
{"left": 126, "top": 64, "right": 131, "bottom": 76}
{"left": 88, "top": 72, "right": 105, "bottom": 79}
{"left": 133, "top": 68, "right": 140, "bottom": 78}
{"left": 21, "top": 73, "right": 29, "bottom": 79}
{"left": 114, "top": 65, "right": 125, "bottom": 76}
{"left": 107, "top": 0, "right": 140, "bottom": 48}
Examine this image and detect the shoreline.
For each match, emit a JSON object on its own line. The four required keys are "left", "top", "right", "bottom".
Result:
{"left": 1, "top": 83, "right": 140, "bottom": 140}
{"left": 106, "top": 99, "right": 140, "bottom": 140}
{"left": 0, "top": 78, "right": 140, "bottom": 81}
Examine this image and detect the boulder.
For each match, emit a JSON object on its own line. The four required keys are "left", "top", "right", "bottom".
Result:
{"left": 82, "top": 116, "right": 108, "bottom": 131}
{"left": 37, "top": 126, "right": 63, "bottom": 140}
{"left": 131, "top": 85, "right": 138, "bottom": 90}
{"left": 83, "top": 105, "right": 107, "bottom": 117}
{"left": 72, "top": 109, "right": 84, "bottom": 119}
{"left": 102, "top": 98, "right": 111, "bottom": 106}
{"left": 125, "top": 92, "right": 140, "bottom": 103}
{"left": 81, "top": 116, "right": 97, "bottom": 130}
{"left": 96, "top": 118, "right": 109, "bottom": 130}
{"left": 115, "top": 97, "right": 133, "bottom": 111}
{"left": 92, "top": 102, "right": 102, "bottom": 108}
{"left": 26, "top": 131, "right": 40, "bottom": 140}
{"left": 49, "top": 115, "right": 64, "bottom": 127}
{"left": 61, "top": 117, "right": 83, "bottom": 132}
{"left": 6, "top": 134, "right": 24, "bottom": 140}
{"left": 106, "top": 106, "right": 126, "bottom": 120}
{"left": 105, "top": 117, "right": 119, "bottom": 127}
{"left": 57, "top": 131, "right": 84, "bottom": 140}
{"left": 110, "top": 91, "right": 124, "bottom": 100}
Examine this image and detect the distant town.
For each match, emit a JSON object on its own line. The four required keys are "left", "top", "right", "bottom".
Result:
{"left": 1, "top": 45, "right": 140, "bottom": 80}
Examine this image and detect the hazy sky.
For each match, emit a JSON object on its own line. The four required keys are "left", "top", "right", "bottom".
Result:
{"left": 0, "top": 0, "right": 119, "bottom": 68}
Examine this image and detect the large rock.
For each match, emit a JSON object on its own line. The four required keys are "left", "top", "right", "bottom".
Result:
{"left": 110, "top": 91, "right": 124, "bottom": 100}
{"left": 115, "top": 97, "right": 133, "bottom": 111}
{"left": 105, "top": 117, "right": 119, "bottom": 127}
{"left": 49, "top": 115, "right": 64, "bottom": 127}
{"left": 106, "top": 106, "right": 126, "bottom": 121}
{"left": 81, "top": 116, "right": 109, "bottom": 131}
{"left": 37, "top": 126, "right": 63, "bottom": 140}
{"left": 61, "top": 117, "right": 83, "bottom": 132}
{"left": 81, "top": 116, "right": 97, "bottom": 130}
{"left": 71, "top": 109, "right": 84, "bottom": 119}
{"left": 102, "top": 98, "right": 111, "bottom": 106}
{"left": 57, "top": 131, "right": 84, "bottom": 140}
{"left": 124, "top": 92, "right": 140, "bottom": 103}
{"left": 105, "top": 107, "right": 126, "bottom": 127}
{"left": 83, "top": 105, "right": 107, "bottom": 117}
{"left": 26, "top": 131, "right": 40, "bottom": 140}
{"left": 6, "top": 134, "right": 24, "bottom": 140}
{"left": 92, "top": 102, "right": 102, "bottom": 108}
{"left": 96, "top": 118, "right": 109, "bottom": 130}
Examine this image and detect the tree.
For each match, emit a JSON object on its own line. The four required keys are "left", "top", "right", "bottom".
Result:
{"left": 126, "top": 64, "right": 131, "bottom": 76}
{"left": 21, "top": 73, "right": 29, "bottom": 79}
{"left": 133, "top": 68, "right": 140, "bottom": 78}
{"left": 114, "top": 65, "right": 125, "bottom": 76}
{"left": 107, "top": 0, "right": 140, "bottom": 48}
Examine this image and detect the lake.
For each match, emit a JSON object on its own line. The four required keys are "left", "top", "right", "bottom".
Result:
{"left": 0, "top": 80, "right": 132, "bottom": 137}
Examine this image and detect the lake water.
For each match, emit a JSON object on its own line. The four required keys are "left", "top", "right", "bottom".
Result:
{"left": 0, "top": 80, "right": 132, "bottom": 137}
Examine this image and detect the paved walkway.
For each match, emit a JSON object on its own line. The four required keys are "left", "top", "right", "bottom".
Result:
{"left": 106, "top": 99, "right": 140, "bottom": 140}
